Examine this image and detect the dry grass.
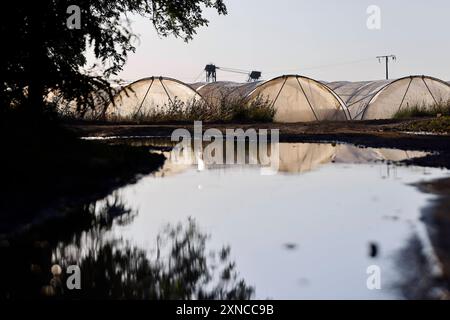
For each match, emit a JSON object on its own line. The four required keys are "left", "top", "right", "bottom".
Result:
{"left": 106, "top": 95, "right": 276, "bottom": 123}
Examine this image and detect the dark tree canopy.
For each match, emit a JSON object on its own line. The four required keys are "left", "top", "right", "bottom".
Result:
{"left": 0, "top": 0, "right": 227, "bottom": 116}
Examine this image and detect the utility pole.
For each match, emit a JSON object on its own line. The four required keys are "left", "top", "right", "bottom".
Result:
{"left": 205, "top": 64, "right": 217, "bottom": 82}
{"left": 377, "top": 55, "right": 396, "bottom": 80}
{"left": 248, "top": 71, "right": 262, "bottom": 82}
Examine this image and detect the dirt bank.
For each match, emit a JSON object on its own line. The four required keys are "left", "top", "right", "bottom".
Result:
{"left": 1, "top": 136, "right": 166, "bottom": 236}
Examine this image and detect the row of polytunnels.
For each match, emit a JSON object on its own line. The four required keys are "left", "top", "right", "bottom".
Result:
{"left": 96, "top": 74, "right": 450, "bottom": 122}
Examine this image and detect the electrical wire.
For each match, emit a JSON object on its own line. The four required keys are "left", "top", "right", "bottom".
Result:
{"left": 217, "top": 66, "right": 252, "bottom": 75}
{"left": 192, "top": 69, "right": 205, "bottom": 83}
{"left": 193, "top": 57, "right": 376, "bottom": 82}
{"left": 263, "top": 57, "right": 374, "bottom": 75}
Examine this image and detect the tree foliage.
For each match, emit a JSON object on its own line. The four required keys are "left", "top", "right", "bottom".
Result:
{"left": 0, "top": 0, "right": 227, "bottom": 116}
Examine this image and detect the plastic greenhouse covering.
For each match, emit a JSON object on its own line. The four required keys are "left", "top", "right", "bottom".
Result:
{"left": 327, "top": 76, "right": 450, "bottom": 120}
{"left": 194, "top": 75, "right": 350, "bottom": 122}
{"left": 47, "top": 88, "right": 119, "bottom": 120}
{"left": 107, "top": 76, "right": 203, "bottom": 119}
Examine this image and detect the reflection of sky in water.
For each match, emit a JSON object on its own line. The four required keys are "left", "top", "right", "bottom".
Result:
{"left": 106, "top": 143, "right": 448, "bottom": 299}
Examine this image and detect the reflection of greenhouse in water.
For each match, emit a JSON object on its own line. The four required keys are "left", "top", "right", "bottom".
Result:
{"left": 140, "top": 141, "right": 429, "bottom": 176}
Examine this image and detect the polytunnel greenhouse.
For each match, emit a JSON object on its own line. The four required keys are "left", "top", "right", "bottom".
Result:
{"left": 107, "top": 76, "right": 203, "bottom": 119}
{"left": 327, "top": 75, "right": 450, "bottom": 120}
{"left": 47, "top": 88, "right": 120, "bottom": 120}
{"left": 194, "top": 75, "right": 350, "bottom": 122}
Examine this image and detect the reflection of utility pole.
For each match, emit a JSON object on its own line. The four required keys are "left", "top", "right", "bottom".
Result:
{"left": 377, "top": 55, "right": 396, "bottom": 79}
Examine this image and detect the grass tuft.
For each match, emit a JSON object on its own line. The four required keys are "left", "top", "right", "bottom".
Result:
{"left": 393, "top": 100, "right": 450, "bottom": 119}
{"left": 106, "top": 95, "right": 276, "bottom": 123}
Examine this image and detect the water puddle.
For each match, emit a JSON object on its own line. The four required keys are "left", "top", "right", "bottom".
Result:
{"left": 3, "top": 141, "right": 449, "bottom": 299}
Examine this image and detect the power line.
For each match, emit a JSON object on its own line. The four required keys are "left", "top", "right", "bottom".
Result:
{"left": 217, "top": 67, "right": 251, "bottom": 75}
{"left": 204, "top": 64, "right": 262, "bottom": 82}
{"left": 263, "top": 58, "right": 374, "bottom": 75}
{"left": 137, "top": 56, "right": 392, "bottom": 85}
{"left": 192, "top": 69, "right": 205, "bottom": 83}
